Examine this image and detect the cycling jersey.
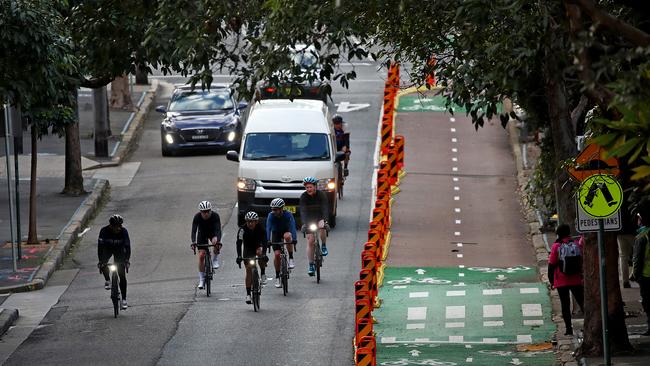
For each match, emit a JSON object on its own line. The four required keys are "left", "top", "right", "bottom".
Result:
{"left": 237, "top": 224, "right": 267, "bottom": 258}
{"left": 191, "top": 211, "right": 222, "bottom": 245}
{"left": 299, "top": 190, "right": 329, "bottom": 224}
{"left": 266, "top": 210, "right": 297, "bottom": 242}
{"left": 98, "top": 225, "right": 131, "bottom": 263}
{"left": 334, "top": 125, "right": 350, "bottom": 151}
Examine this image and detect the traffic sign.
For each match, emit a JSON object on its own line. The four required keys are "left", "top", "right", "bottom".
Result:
{"left": 577, "top": 174, "right": 623, "bottom": 218}
{"left": 568, "top": 143, "right": 619, "bottom": 182}
{"left": 576, "top": 202, "right": 621, "bottom": 232}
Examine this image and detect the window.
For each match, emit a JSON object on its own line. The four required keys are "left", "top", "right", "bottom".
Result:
{"left": 243, "top": 133, "right": 330, "bottom": 161}
{"left": 168, "top": 89, "right": 234, "bottom": 111}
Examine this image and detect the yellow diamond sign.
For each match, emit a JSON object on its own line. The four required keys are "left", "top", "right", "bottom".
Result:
{"left": 578, "top": 174, "right": 623, "bottom": 218}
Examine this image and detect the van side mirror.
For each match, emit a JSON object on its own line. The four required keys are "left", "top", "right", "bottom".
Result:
{"left": 335, "top": 151, "right": 346, "bottom": 162}
{"left": 155, "top": 105, "right": 167, "bottom": 113}
{"left": 226, "top": 150, "right": 240, "bottom": 162}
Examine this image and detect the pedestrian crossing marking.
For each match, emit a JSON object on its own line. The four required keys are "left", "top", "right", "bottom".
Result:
{"left": 483, "top": 338, "right": 499, "bottom": 343}
{"left": 446, "top": 290, "right": 466, "bottom": 297}
{"left": 483, "top": 289, "right": 502, "bottom": 296}
{"left": 449, "top": 335, "right": 464, "bottom": 343}
{"left": 483, "top": 305, "right": 503, "bottom": 318}
{"left": 446, "top": 322, "right": 465, "bottom": 328}
{"left": 483, "top": 321, "right": 504, "bottom": 327}
{"left": 517, "top": 335, "right": 533, "bottom": 343}
{"left": 521, "top": 304, "right": 542, "bottom": 317}
{"left": 523, "top": 320, "right": 544, "bottom": 326}
{"left": 519, "top": 288, "right": 539, "bottom": 294}
{"left": 410, "top": 292, "right": 429, "bottom": 298}
{"left": 446, "top": 306, "right": 465, "bottom": 319}
{"left": 408, "top": 307, "right": 427, "bottom": 320}
{"left": 407, "top": 323, "right": 425, "bottom": 330}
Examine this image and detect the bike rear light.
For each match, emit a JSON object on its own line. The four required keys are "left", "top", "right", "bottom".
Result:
{"left": 265, "top": 87, "right": 275, "bottom": 93}
{"left": 237, "top": 178, "right": 256, "bottom": 192}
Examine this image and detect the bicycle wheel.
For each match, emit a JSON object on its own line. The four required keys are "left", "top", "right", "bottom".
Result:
{"left": 252, "top": 268, "right": 260, "bottom": 312}
{"left": 111, "top": 272, "right": 120, "bottom": 318}
{"left": 281, "top": 255, "right": 288, "bottom": 296}
{"left": 337, "top": 165, "right": 344, "bottom": 199}
{"left": 315, "top": 243, "right": 322, "bottom": 284}
{"left": 204, "top": 255, "right": 212, "bottom": 297}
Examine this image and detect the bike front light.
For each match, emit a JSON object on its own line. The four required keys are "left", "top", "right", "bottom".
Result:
{"left": 165, "top": 134, "right": 174, "bottom": 144}
{"left": 108, "top": 265, "right": 117, "bottom": 272}
{"left": 309, "top": 223, "right": 318, "bottom": 232}
{"left": 237, "top": 178, "right": 256, "bottom": 192}
{"left": 227, "top": 131, "right": 236, "bottom": 142}
{"left": 249, "top": 259, "right": 255, "bottom": 265}
{"left": 318, "top": 178, "right": 336, "bottom": 191}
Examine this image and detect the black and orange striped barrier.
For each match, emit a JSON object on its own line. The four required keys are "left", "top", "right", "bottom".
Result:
{"left": 387, "top": 143, "right": 398, "bottom": 185}
{"left": 380, "top": 118, "right": 393, "bottom": 155}
{"left": 375, "top": 200, "right": 390, "bottom": 229}
{"left": 355, "top": 317, "right": 373, "bottom": 341}
{"left": 355, "top": 347, "right": 374, "bottom": 366}
{"left": 355, "top": 298, "right": 372, "bottom": 325}
{"left": 426, "top": 57, "right": 436, "bottom": 88}
{"left": 361, "top": 251, "right": 378, "bottom": 304}
{"left": 358, "top": 336, "right": 377, "bottom": 363}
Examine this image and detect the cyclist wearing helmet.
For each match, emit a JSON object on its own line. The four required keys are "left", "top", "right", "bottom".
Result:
{"left": 98, "top": 214, "right": 131, "bottom": 310}
{"left": 332, "top": 115, "right": 350, "bottom": 176}
{"left": 191, "top": 200, "right": 222, "bottom": 290}
{"left": 299, "top": 176, "right": 329, "bottom": 276}
{"left": 266, "top": 198, "right": 298, "bottom": 288}
{"left": 236, "top": 211, "right": 268, "bottom": 304}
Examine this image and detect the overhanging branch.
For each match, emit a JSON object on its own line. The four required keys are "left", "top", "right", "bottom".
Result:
{"left": 569, "top": 0, "right": 650, "bottom": 47}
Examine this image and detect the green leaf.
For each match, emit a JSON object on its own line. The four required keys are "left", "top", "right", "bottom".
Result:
{"left": 631, "top": 165, "right": 650, "bottom": 181}
{"left": 609, "top": 137, "right": 642, "bottom": 158}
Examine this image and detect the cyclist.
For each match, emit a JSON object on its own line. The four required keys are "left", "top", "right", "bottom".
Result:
{"left": 236, "top": 211, "right": 268, "bottom": 304}
{"left": 191, "top": 200, "right": 222, "bottom": 290}
{"left": 333, "top": 114, "right": 350, "bottom": 176}
{"left": 266, "top": 198, "right": 298, "bottom": 288}
{"left": 299, "top": 176, "right": 329, "bottom": 276}
{"left": 98, "top": 214, "right": 131, "bottom": 310}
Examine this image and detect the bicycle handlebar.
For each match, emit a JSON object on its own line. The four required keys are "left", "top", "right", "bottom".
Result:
{"left": 191, "top": 243, "right": 220, "bottom": 255}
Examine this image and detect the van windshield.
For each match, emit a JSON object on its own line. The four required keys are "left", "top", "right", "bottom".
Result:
{"left": 243, "top": 133, "right": 330, "bottom": 161}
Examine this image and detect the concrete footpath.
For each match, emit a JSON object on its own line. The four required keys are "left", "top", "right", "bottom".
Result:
{"left": 0, "top": 81, "right": 159, "bottom": 335}
{"left": 374, "top": 90, "right": 650, "bottom": 365}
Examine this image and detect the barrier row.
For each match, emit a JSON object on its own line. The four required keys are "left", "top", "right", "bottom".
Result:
{"left": 354, "top": 62, "right": 406, "bottom": 366}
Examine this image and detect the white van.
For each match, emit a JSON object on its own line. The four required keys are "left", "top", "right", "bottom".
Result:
{"left": 226, "top": 99, "right": 345, "bottom": 227}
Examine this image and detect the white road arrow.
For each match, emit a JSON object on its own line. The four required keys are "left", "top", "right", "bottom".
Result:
{"left": 496, "top": 275, "right": 507, "bottom": 281}
{"left": 409, "top": 350, "right": 421, "bottom": 357}
{"left": 510, "top": 358, "right": 523, "bottom": 365}
{"left": 336, "top": 101, "right": 370, "bottom": 113}
{"left": 415, "top": 269, "right": 426, "bottom": 275}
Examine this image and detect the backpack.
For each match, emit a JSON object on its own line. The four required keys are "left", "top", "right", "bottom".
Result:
{"left": 558, "top": 240, "right": 582, "bottom": 275}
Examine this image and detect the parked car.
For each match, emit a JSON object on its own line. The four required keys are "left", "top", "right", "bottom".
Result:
{"left": 257, "top": 44, "right": 330, "bottom": 104}
{"left": 156, "top": 85, "right": 248, "bottom": 156}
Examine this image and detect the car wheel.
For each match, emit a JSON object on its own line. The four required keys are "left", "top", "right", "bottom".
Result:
{"left": 162, "top": 144, "right": 173, "bottom": 157}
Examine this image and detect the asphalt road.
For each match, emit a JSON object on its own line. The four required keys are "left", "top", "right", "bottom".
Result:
{"left": 3, "top": 62, "right": 384, "bottom": 365}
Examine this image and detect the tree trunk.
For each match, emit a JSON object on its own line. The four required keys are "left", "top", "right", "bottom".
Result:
{"left": 27, "top": 124, "right": 38, "bottom": 244}
{"left": 109, "top": 74, "right": 133, "bottom": 110}
{"left": 93, "top": 86, "right": 109, "bottom": 157}
{"left": 135, "top": 64, "right": 149, "bottom": 85}
{"left": 578, "top": 232, "right": 632, "bottom": 356}
{"left": 63, "top": 89, "right": 86, "bottom": 196}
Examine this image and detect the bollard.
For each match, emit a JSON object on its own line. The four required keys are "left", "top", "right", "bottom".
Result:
{"left": 387, "top": 143, "right": 398, "bottom": 186}
{"left": 375, "top": 200, "right": 390, "bottom": 230}
{"left": 355, "top": 347, "right": 374, "bottom": 366}
{"left": 359, "top": 336, "right": 377, "bottom": 365}
{"left": 380, "top": 118, "right": 393, "bottom": 155}
{"left": 394, "top": 135, "right": 405, "bottom": 171}
{"left": 356, "top": 317, "right": 374, "bottom": 342}
{"left": 355, "top": 298, "right": 372, "bottom": 324}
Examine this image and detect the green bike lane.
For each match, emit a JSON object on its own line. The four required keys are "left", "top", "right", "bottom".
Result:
{"left": 374, "top": 267, "right": 555, "bottom": 366}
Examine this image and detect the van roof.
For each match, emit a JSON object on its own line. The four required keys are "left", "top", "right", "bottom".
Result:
{"left": 246, "top": 99, "right": 329, "bottom": 133}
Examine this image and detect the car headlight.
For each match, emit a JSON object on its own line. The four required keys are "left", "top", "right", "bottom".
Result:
{"left": 227, "top": 131, "right": 236, "bottom": 142}
{"left": 318, "top": 178, "right": 335, "bottom": 191}
{"left": 165, "top": 134, "right": 174, "bottom": 144}
{"left": 237, "top": 178, "right": 256, "bottom": 192}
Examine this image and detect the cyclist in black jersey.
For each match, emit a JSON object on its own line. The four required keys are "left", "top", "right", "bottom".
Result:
{"left": 333, "top": 115, "right": 350, "bottom": 176}
{"left": 98, "top": 214, "right": 131, "bottom": 310}
{"left": 236, "top": 211, "right": 267, "bottom": 304}
{"left": 191, "top": 200, "right": 222, "bottom": 289}
{"left": 299, "top": 177, "right": 329, "bottom": 276}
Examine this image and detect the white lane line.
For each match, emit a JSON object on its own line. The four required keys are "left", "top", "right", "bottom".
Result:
{"left": 523, "top": 319, "right": 544, "bottom": 326}
{"left": 409, "top": 292, "right": 429, "bottom": 298}
{"left": 456, "top": 243, "right": 463, "bottom": 247}
{"left": 465, "top": 345, "right": 472, "bottom": 349}
{"left": 450, "top": 128, "right": 456, "bottom": 133}
{"left": 452, "top": 177, "right": 459, "bottom": 182}
{"left": 454, "top": 186, "right": 460, "bottom": 191}
{"left": 483, "top": 321, "right": 504, "bottom": 327}
{"left": 466, "top": 358, "right": 473, "bottom": 363}
{"left": 445, "top": 322, "right": 465, "bottom": 328}
{"left": 414, "top": 338, "right": 430, "bottom": 342}
{"left": 455, "top": 219, "right": 461, "bottom": 224}
{"left": 452, "top": 167, "right": 458, "bottom": 172}
{"left": 458, "top": 273, "right": 465, "bottom": 277}
{"left": 483, "top": 338, "right": 499, "bottom": 344}
{"left": 455, "top": 208, "right": 461, "bottom": 212}
{"left": 449, "top": 335, "right": 464, "bottom": 343}
{"left": 454, "top": 196, "right": 460, "bottom": 201}
{"left": 406, "top": 323, "right": 425, "bottom": 330}
{"left": 483, "top": 289, "right": 503, "bottom": 296}
{"left": 452, "top": 157, "right": 458, "bottom": 162}
{"left": 446, "top": 290, "right": 466, "bottom": 297}
{"left": 408, "top": 307, "right": 427, "bottom": 320}
{"left": 520, "top": 288, "right": 540, "bottom": 294}
{"left": 381, "top": 337, "right": 397, "bottom": 343}
{"left": 452, "top": 148, "right": 458, "bottom": 153}
{"left": 483, "top": 305, "right": 503, "bottom": 318}
{"left": 522, "top": 304, "right": 543, "bottom": 317}
{"left": 459, "top": 265, "right": 465, "bottom": 268}
{"left": 454, "top": 231, "right": 461, "bottom": 236}
{"left": 450, "top": 117, "right": 456, "bottom": 122}
{"left": 517, "top": 335, "right": 533, "bottom": 343}
{"left": 451, "top": 138, "right": 458, "bottom": 143}
{"left": 446, "top": 305, "right": 465, "bottom": 319}
{"left": 393, "top": 286, "right": 407, "bottom": 289}
{"left": 457, "top": 254, "right": 464, "bottom": 258}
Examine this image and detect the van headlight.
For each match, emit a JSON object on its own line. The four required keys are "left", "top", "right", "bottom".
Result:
{"left": 237, "top": 178, "right": 256, "bottom": 192}
{"left": 318, "top": 178, "right": 336, "bottom": 191}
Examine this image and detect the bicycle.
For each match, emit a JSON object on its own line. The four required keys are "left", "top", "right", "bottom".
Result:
{"left": 100, "top": 263, "right": 121, "bottom": 318}
{"left": 192, "top": 243, "right": 220, "bottom": 297}
{"left": 241, "top": 257, "right": 263, "bottom": 311}
{"left": 303, "top": 223, "right": 328, "bottom": 283}
{"left": 337, "top": 162, "right": 345, "bottom": 199}
{"left": 269, "top": 240, "right": 292, "bottom": 296}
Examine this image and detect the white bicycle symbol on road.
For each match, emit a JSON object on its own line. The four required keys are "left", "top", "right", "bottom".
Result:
{"left": 387, "top": 277, "right": 452, "bottom": 285}
{"left": 466, "top": 265, "right": 531, "bottom": 273}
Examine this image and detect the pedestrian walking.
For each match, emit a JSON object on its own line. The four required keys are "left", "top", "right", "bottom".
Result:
{"left": 631, "top": 197, "right": 650, "bottom": 336}
{"left": 548, "top": 224, "right": 584, "bottom": 335}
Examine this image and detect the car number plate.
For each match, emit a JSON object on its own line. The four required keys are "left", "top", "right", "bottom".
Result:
{"left": 192, "top": 135, "right": 209, "bottom": 140}
{"left": 285, "top": 206, "right": 296, "bottom": 213}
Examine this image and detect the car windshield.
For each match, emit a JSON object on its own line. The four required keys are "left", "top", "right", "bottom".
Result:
{"left": 243, "top": 133, "right": 330, "bottom": 161}
{"left": 168, "top": 89, "right": 234, "bottom": 111}
{"left": 291, "top": 51, "right": 318, "bottom": 69}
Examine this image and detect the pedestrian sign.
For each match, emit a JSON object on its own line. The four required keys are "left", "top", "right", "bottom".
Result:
{"left": 576, "top": 202, "right": 621, "bottom": 232}
{"left": 577, "top": 174, "right": 623, "bottom": 218}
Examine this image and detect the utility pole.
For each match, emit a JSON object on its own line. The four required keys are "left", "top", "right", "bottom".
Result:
{"left": 93, "top": 86, "right": 109, "bottom": 157}
{"left": 3, "top": 101, "right": 18, "bottom": 272}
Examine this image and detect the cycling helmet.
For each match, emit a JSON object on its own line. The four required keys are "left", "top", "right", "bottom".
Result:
{"left": 109, "top": 214, "right": 123, "bottom": 226}
{"left": 270, "top": 198, "right": 285, "bottom": 208}
{"left": 332, "top": 114, "right": 343, "bottom": 124}
{"left": 303, "top": 176, "right": 318, "bottom": 185}
{"left": 244, "top": 211, "right": 259, "bottom": 221}
{"left": 198, "top": 200, "right": 212, "bottom": 211}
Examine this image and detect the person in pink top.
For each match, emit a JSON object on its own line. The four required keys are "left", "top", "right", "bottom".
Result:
{"left": 548, "top": 224, "right": 585, "bottom": 335}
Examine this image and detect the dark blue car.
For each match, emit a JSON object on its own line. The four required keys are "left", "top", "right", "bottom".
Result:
{"left": 156, "top": 85, "right": 248, "bottom": 156}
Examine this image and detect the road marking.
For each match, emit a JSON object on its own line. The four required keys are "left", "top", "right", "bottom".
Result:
{"left": 483, "top": 305, "right": 503, "bottom": 318}
{"left": 406, "top": 323, "right": 425, "bottom": 330}
{"left": 459, "top": 265, "right": 465, "bottom": 268}
{"left": 452, "top": 167, "right": 458, "bottom": 172}
{"left": 455, "top": 282, "right": 466, "bottom": 287}
{"left": 455, "top": 219, "right": 461, "bottom": 224}
{"left": 455, "top": 208, "right": 461, "bottom": 212}
{"left": 452, "top": 157, "right": 458, "bottom": 162}
{"left": 466, "top": 358, "right": 473, "bottom": 363}
{"left": 450, "top": 128, "right": 456, "bottom": 132}
{"left": 458, "top": 273, "right": 465, "bottom": 277}
{"left": 453, "top": 177, "right": 459, "bottom": 182}
{"left": 519, "top": 288, "right": 540, "bottom": 294}
{"left": 483, "top": 338, "right": 499, "bottom": 344}
{"left": 446, "top": 290, "right": 466, "bottom": 297}
{"left": 336, "top": 101, "right": 371, "bottom": 112}
{"left": 457, "top": 243, "right": 463, "bottom": 247}
{"left": 452, "top": 138, "right": 458, "bottom": 143}
{"left": 445, "top": 322, "right": 465, "bottom": 328}
{"left": 483, "top": 289, "right": 503, "bottom": 296}
{"left": 414, "top": 338, "right": 430, "bottom": 342}
{"left": 393, "top": 285, "right": 407, "bottom": 289}
{"left": 454, "top": 231, "right": 461, "bottom": 236}
{"left": 449, "top": 335, "right": 464, "bottom": 343}
{"left": 450, "top": 117, "right": 456, "bottom": 122}
{"left": 408, "top": 307, "right": 427, "bottom": 320}
{"left": 522, "top": 304, "right": 543, "bottom": 317}
{"left": 465, "top": 345, "right": 472, "bottom": 348}
{"left": 381, "top": 337, "right": 397, "bottom": 343}
{"left": 483, "top": 321, "right": 504, "bottom": 327}
{"left": 446, "top": 305, "right": 465, "bottom": 319}
{"left": 452, "top": 148, "right": 458, "bottom": 153}
{"left": 517, "top": 335, "right": 533, "bottom": 343}
{"left": 523, "top": 319, "right": 544, "bottom": 326}
{"left": 454, "top": 187, "right": 460, "bottom": 191}
{"left": 454, "top": 196, "right": 460, "bottom": 201}
{"left": 457, "top": 254, "right": 464, "bottom": 258}
{"left": 409, "top": 292, "right": 429, "bottom": 298}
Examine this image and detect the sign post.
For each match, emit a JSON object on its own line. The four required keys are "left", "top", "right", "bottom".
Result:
{"left": 577, "top": 174, "right": 622, "bottom": 366}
